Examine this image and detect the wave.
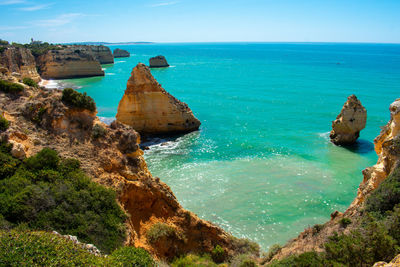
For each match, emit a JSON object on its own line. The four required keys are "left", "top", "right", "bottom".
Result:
{"left": 98, "top": 117, "right": 115, "bottom": 125}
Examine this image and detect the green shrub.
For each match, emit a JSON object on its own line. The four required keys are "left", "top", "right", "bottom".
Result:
{"left": 228, "top": 235, "right": 260, "bottom": 256}
{"left": 171, "top": 254, "right": 218, "bottom": 267}
{"left": 339, "top": 218, "right": 352, "bottom": 228}
{"left": 230, "top": 254, "right": 258, "bottom": 267}
{"left": 110, "top": 246, "right": 155, "bottom": 267}
{"left": 0, "top": 47, "right": 5, "bottom": 54}
{"left": 239, "top": 259, "right": 257, "bottom": 267}
{"left": 269, "top": 251, "right": 326, "bottom": 267}
{"left": 365, "top": 167, "right": 400, "bottom": 214}
{"left": 0, "top": 147, "right": 127, "bottom": 253}
{"left": 0, "top": 230, "right": 106, "bottom": 266}
{"left": 22, "top": 77, "right": 38, "bottom": 88}
{"left": 92, "top": 124, "right": 107, "bottom": 139}
{"left": 62, "top": 88, "right": 96, "bottom": 112}
{"left": 211, "top": 245, "right": 225, "bottom": 263}
{"left": 0, "top": 115, "right": 9, "bottom": 131}
{"left": 312, "top": 224, "right": 324, "bottom": 235}
{"left": 0, "top": 39, "right": 8, "bottom": 45}
{"left": 0, "top": 79, "right": 24, "bottom": 93}
{"left": 146, "top": 222, "right": 176, "bottom": 243}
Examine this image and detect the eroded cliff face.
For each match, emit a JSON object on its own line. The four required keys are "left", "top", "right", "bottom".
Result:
{"left": 330, "top": 94, "right": 367, "bottom": 145}
{"left": 349, "top": 98, "right": 400, "bottom": 209}
{"left": 37, "top": 48, "right": 105, "bottom": 79}
{"left": 0, "top": 47, "right": 41, "bottom": 82}
{"left": 73, "top": 45, "right": 114, "bottom": 64}
{"left": 0, "top": 86, "right": 233, "bottom": 260}
{"left": 116, "top": 63, "right": 200, "bottom": 134}
{"left": 271, "top": 98, "right": 400, "bottom": 262}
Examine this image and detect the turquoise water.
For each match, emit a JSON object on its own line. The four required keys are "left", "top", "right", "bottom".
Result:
{"left": 65, "top": 43, "right": 400, "bottom": 250}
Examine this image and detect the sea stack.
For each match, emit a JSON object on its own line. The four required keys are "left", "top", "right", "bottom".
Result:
{"left": 116, "top": 63, "right": 200, "bottom": 134}
{"left": 330, "top": 94, "right": 367, "bottom": 146}
{"left": 149, "top": 55, "right": 169, "bottom": 68}
{"left": 113, "top": 48, "right": 130, "bottom": 58}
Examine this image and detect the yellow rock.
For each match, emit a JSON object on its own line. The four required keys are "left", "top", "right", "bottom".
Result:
{"left": 116, "top": 63, "right": 200, "bottom": 134}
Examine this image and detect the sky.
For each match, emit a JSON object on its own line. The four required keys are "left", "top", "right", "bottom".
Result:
{"left": 0, "top": 0, "right": 399, "bottom": 44}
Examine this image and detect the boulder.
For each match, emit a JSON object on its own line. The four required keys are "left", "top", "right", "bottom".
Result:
{"left": 149, "top": 55, "right": 169, "bottom": 68}
{"left": 113, "top": 48, "right": 130, "bottom": 58}
{"left": 116, "top": 63, "right": 200, "bottom": 134}
{"left": 330, "top": 94, "right": 367, "bottom": 145}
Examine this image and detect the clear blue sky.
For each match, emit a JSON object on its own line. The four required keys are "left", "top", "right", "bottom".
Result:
{"left": 0, "top": 0, "right": 399, "bottom": 43}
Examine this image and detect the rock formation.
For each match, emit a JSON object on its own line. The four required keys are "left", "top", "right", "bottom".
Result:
{"left": 0, "top": 84, "right": 240, "bottom": 260}
{"left": 149, "top": 55, "right": 169, "bottom": 68}
{"left": 349, "top": 98, "right": 400, "bottom": 208}
{"left": 116, "top": 63, "right": 200, "bottom": 134}
{"left": 37, "top": 48, "right": 104, "bottom": 79}
{"left": 73, "top": 45, "right": 114, "bottom": 64}
{"left": 0, "top": 47, "right": 41, "bottom": 82}
{"left": 271, "top": 98, "right": 400, "bottom": 262}
{"left": 330, "top": 94, "right": 367, "bottom": 145}
{"left": 113, "top": 48, "right": 130, "bottom": 58}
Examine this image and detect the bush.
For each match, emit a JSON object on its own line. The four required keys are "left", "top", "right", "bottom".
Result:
{"left": 230, "top": 254, "right": 258, "bottom": 267}
{"left": 269, "top": 251, "right": 326, "bottom": 267}
{"left": 62, "top": 88, "right": 96, "bottom": 112}
{"left": 0, "top": 79, "right": 24, "bottom": 93}
{"left": 312, "top": 224, "right": 324, "bottom": 235}
{"left": 22, "top": 77, "right": 38, "bottom": 88}
{"left": 228, "top": 235, "right": 260, "bottom": 256}
{"left": 0, "top": 147, "right": 127, "bottom": 253}
{"left": 339, "top": 218, "right": 352, "bottom": 228}
{"left": 0, "top": 39, "right": 9, "bottom": 45}
{"left": 0, "top": 115, "right": 9, "bottom": 131}
{"left": 365, "top": 167, "right": 400, "bottom": 214}
{"left": 0, "top": 230, "right": 105, "bottom": 266}
{"left": 110, "top": 246, "right": 155, "bottom": 267}
{"left": 92, "top": 124, "right": 107, "bottom": 139}
{"left": 171, "top": 254, "right": 218, "bottom": 267}
{"left": 211, "top": 245, "right": 225, "bottom": 263}
{"left": 146, "top": 222, "right": 177, "bottom": 243}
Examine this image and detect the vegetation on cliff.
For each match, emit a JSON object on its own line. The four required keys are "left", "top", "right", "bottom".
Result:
{"left": 0, "top": 230, "right": 155, "bottom": 266}
{"left": 61, "top": 88, "right": 96, "bottom": 112}
{"left": 10, "top": 41, "right": 64, "bottom": 58}
{"left": 22, "top": 77, "right": 38, "bottom": 88}
{"left": 269, "top": 165, "right": 400, "bottom": 266}
{"left": 0, "top": 144, "right": 126, "bottom": 253}
{"left": 0, "top": 79, "right": 24, "bottom": 94}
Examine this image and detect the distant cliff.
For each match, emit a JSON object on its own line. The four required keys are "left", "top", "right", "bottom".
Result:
{"left": 72, "top": 45, "right": 114, "bottom": 64}
{"left": 0, "top": 47, "right": 41, "bottom": 82}
{"left": 37, "top": 47, "right": 105, "bottom": 79}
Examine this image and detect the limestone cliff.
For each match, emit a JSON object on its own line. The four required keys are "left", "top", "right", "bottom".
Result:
{"left": 37, "top": 48, "right": 104, "bottom": 79}
{"left": 0, "top": 47, "right": 41, "bottom": 82}
{"left": 330, "top": 94, "right": 367, "bottom": 145}
{"left": 113, "top": 48, "right": 130, "bottom": 58}
{"left": 73, "top": 45, "right": 114, "bottom": 64}
{"left": 349, "top": 98, "right": 400, "bottom": 209}
{"left": 116, "top": 63, "right": 200, "bottom": 134}
{"left": 149, "top": 55, "right": 169, "bottom": 68}
{"left": 0, "top": 86, "right": 234, "bottom": 260}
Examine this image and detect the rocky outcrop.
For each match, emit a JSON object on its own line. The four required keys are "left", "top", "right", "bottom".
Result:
{"left": 73, "top": 45, "right": 114, "bottom": 64}
{"left": 149, "top": 55, "right": 169, "bottom": 68}
{"left": 0, "top": 85, "right": 235, "bottom": 260}
{"left": 349, "top": 98, "right": 400, "bottom": 209}
{"left": 330, "top": 95, "right": 367, "bottom": 145}
{"left": 0, "top": 47, "right": 41, "bottom": 82}
{"left": 36, "top": 48, "right": 104, "bottom": 79}
{"left": 113, "top": 48, "right": 130, "bottom": 58}
{"left": 373, "top": 254, "right": 400, "bottom": 267}
{"left": 116, "top": 63, "right": 200, "bottom": 134}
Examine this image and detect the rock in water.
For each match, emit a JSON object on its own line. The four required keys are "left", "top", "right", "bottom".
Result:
{"left": 113, "top": 48, "right": 130, "bottom": 58}
{"left": 149, "top": 55, "right": 169, "bottom": 68}
{"left": 116, "top": 63, "right": 200, "bottom": 134}
{"left": 330, "top": 94, "right": 367, "bottom": 145}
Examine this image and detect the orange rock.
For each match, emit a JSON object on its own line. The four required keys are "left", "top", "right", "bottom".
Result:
{"left": 116, "top": 63, "right": 200, "bottom": 134}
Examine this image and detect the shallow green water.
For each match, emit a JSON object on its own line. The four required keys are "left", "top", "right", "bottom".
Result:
{"left": 64, "top": 43, "right": 400, "bottom": 250}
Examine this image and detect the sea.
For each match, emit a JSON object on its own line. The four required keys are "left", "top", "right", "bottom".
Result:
{"left": 59, "top": 43, "right": 400, "bottom": 250}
